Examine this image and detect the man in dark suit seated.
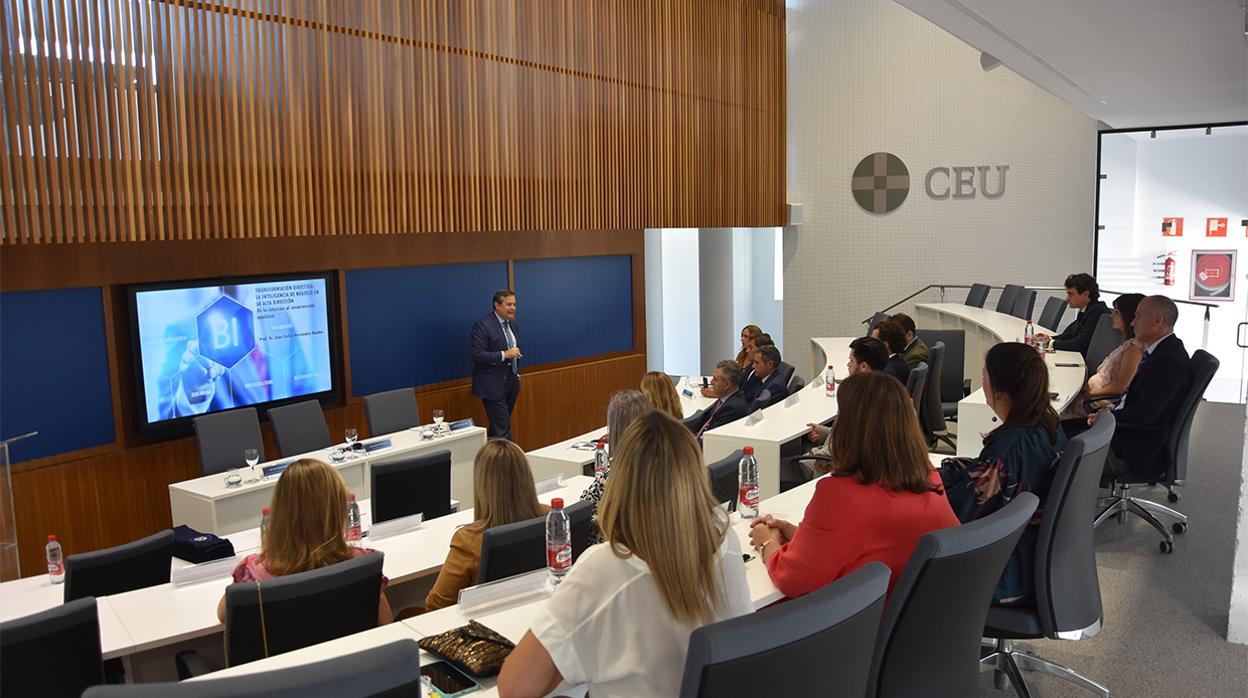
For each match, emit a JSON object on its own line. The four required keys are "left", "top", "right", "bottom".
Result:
{"left": 889, "top": 313, "right": 929, "bottom": 370}
{"left": 1037, "top": 273, "right": 1110, "bottom": 357}
{"left": 871, "top": 319, "right": 911, "bottom": 386}
{"left": 736, "top": 333, "right": 776, "bottom": 399}
{"left": 1089, "top": 295, "right": 1192, "bottom": 479}
{"left": 746, "top": 345, "right": 790, "bottom": 410}
{"left": 471, "top": 289, "right": 523, "bottom": 440}
{"left": 693, "top": 360, "right": 751, "bottom": 440}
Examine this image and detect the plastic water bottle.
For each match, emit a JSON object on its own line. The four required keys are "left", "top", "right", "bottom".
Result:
{"left": 593, "top": 442, "right": 609, "bottom": 478}
{"left": 546, "top": 498, "right": 572, "bottom": 586}
{"left": 347, "top": 494, "right": 363, "bottom": 544}
{"left": 825, "top": 365, "right": 837, "bottom": 398}
{"left": 46, "top": 535, "right": 64, "bottom": 584}
{"left": 1024, "top": 320, "right": 1036, "bottom": 349}
{"left": 738, "top": 447, "right": 759, "bottom": 519}
{"left": 260, "top": 507, "right": 270, "bottom": 542}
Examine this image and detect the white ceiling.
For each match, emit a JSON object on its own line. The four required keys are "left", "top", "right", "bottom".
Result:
{"left": 894, "top": 0, "right": 1248, "bottom": 128}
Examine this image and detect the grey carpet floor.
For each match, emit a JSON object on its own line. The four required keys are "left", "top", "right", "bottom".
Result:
{"left": 973, "top": 401, "right": 1248, "bottom": 697}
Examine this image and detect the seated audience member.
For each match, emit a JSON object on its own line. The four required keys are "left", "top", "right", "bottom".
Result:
{"left": 940, "top": 343, "right": 1066, "bottom": 605}
{"left": 497, "top": 411, "right": 752, "bottom": 697}
{"left": 1059, "top": 293, "right": 1145, "bottom": 421}
{"left": 1092, "top": 295, "right": 1193, "bottom": 480}
{"left": 1036, "top": 273, "right": 1110, "bottom": 356}
{"left": 580, "top": 389, "right": 654, "bottom": 544}
{"left": 889, "top": 313, "right": 929, "bottom": 369}
{"left": 750, "top": 371, "right": 957, "bottom": 598}
{"left": 218, "top": 459, "right": 393, "bottom": 625}
{"left": 746, "top": 345, "right": 790, "bottom": 409}
{"left": 734, "top": 324, "right": 763, "bottom": 368}
{"left": 425, "top": 440, "right": 549, "bottom": 610}
{"left": 692, "top": 361, "right": 751, "bottom": 439}
{"left": 640, "top": 370, "right": 683, "bottom": 421}
{"left": 737, "top": 333, "right": 777, "bottom": 397}
{"left": 803, "top": 337, "right": 889, "bottom": 453}
{"left": 871, "top": 319, "right": 911, "bottom": 385}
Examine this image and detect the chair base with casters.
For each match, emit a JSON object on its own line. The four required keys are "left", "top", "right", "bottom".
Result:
{"left": 979, "top": 629, "right": 1110, "bottom": 698}
{"left": 1094, "top": 481, "right": 1187, "bottom": 554}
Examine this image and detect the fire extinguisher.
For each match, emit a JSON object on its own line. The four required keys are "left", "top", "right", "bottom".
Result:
{"left": 1163, "top": 252, "right": 1176, "bottom": 286}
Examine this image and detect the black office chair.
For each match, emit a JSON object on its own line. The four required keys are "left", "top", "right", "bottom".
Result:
{"left": 867, "top": 311, "right": 890, "bottom": 334}
{"left": 477, "top": 500, "right": 593, "bottom": 583}
{"left": 1095, "top": 350, "right": 1218, "bottom": 553}
{"left": 919, "top": 342, "right": 955, "bottom": 451}
{"left": 905, "top": 362, "right": 928, "bottom": 411}
{"left": 369, "top": 449, "right": 452, "bottom": 524}
{"left": 1010, "top": 288, "right": 1037, "bottom": 321}
{"left": 362, "top": 388, "right": 422, "bottom": 437}
{"left": 982, "top": 414, "right": 1115, "bottom": 698}
{"left": 917, "top": 329, "right": 967, "bottom": 421}
{"left": 679, "top": 562, "right": 890, "bottom": 698}
{"left": 1, "top": 597, "right": 104, "bottom": 698}
{"left": 1082, "top": 314, "right": 1119, "bottom": 379}
{"left": 868, "top": 492, "right": 1039, "bottom": 698}
{"left": 64, "top": 529, "right": 175, "bottom": 602}
{"left": 1037, "top": 296, "right": 1067, "bottom": 332}
{"left": 965, "top": 283, "right": 991, "bottom": 308}
{"left": 681, "top": 409, "right": 706, "bottom": 434}
{"left": 89, "top": 640, "right": 423, "bottom": 698}
{"left": 193, "top": 407, "right": 265, "bottom": 476}
{"left": 267, "top": 399, "right": 332, "bottom": 457}
{"left": 787, "top": 372, "right": 806, "bottom": 393}
{"left": 775, "top": 361, "right": 796, "bottom": 388}
{"left": 995, "top": 284, "right": 1023, "bottom": 314}
{"left": 706, "top": 450, "right": 743, "bottom": 511}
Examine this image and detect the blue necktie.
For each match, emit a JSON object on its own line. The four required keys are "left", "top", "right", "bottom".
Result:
{"left": 503, "top": 321, "right": 518, "bottom": 374}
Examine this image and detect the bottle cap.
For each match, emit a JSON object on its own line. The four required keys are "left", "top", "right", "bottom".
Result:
{"left": 47, "top": 534, "right": 57, "bottom": 542}
{"left": 743, "top": 446, "right": 754, "bottom": 455}
{"left": 349, "top": 493, "right": 357, "bottom": 501}
{"left": 262, "top": 507, "right": 270, "bottom": 515}
{"left": 551, "top": 497, "right": 564, "bottom": 509}
{"left": 596, "top": 441, "right": 606, "bottom": 449}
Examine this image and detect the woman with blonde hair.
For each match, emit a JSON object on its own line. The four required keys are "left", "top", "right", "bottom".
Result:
{"left": 640, "top": 370, "right": 683, "bottom": 420}
{"left": 498, "top": 411, "right": 751, "bottom": 697}
{"left": 216, "top": 458, "right": 393, "bottom": 625}
{"left": 425, "top": 439, "right": 549, "bottom": 610}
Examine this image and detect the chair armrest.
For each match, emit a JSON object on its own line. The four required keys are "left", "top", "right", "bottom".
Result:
{"left": 962, "top": 378, "right": 972, "bottom": 397}
{"left": 175, "top": 650, "right": 222, "bottom": 680}
{"left": 803, "top": 454, "right": 833, "bottom": 463}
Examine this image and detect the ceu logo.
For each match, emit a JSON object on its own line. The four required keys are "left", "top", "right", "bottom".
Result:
{"left": 851, "top": 153, "right": 910, "bottom": 214}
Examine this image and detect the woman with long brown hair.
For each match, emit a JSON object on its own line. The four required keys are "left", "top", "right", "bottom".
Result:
{"left": 640, "top": 370, "right": 683, "bottom": 420}
{"left": 216, "top": 458, "right": 393, "bottom": 625}
{"left": 734, "top": 324, "right": 763, "bottom": 367}
{"left": 749, "top": 371, "right": 957, "bottom": 598}
{"left": 498, "top": 411, "right": 751, "bottom": 697}
{"left": 424, "top": 439, "right": 549, "bottom": 610}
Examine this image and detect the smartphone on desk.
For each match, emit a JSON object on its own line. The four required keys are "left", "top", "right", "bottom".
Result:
{"left": 421, "top": 660, "right": 481, "bottom": 697}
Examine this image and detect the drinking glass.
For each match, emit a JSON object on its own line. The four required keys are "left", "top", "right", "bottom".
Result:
{"left": 244, "top": 448, "right": 260, "bottom": 483}
{"left": 433, "top": 409, "right": 445, "bottom": 432}
{"left": 345, "top": 427, "right": 359, "bottom": 457}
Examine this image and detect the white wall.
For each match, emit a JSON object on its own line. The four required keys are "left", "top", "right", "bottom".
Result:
{"left": 1231, "top": 405, "right": 1248, "bottom": 645}
{"left": 645, "top": 228, "right": 701, "bottom": 376}
{"left": 783, "top": 0, "right": 1098, "bottom": 370}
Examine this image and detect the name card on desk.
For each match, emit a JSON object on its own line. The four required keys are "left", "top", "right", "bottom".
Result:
{"left": 783, "top": 392, "right": 801, "bottom": 408}
{"left": 449, "top": 418, "right": 475, "bottom": 431}
{"left": 535, "top": 474, "right": 565, "bottom": 494}
{"left": 367, "top": 512, "right": 423, "bottom": 541}
{"left": 458, "top": 568, "right": 552, "bottom": 616}
{"left": 682, "top": 388, "right": 695, "bottom": 398}
{"left": 363, "top": 439, "right": 392, "bottom": 453}
{"left": 261, "top": 460, "right": 294, "bottom": 478}
{"left": 172, "top": 555, "right": 240, "bottom": 587}
{"left": 744, "top": 410, "right": 765, "bottom": 426}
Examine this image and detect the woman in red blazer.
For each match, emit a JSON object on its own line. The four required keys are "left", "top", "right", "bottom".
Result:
{"left": 749, "top": 371, "right": 957, "bottom": 597}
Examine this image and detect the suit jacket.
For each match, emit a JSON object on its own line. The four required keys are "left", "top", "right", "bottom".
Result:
{"left": 740, "top": 370, "right": 762, "bottom": 402}
{"left": 695, "top": 390, "right": 750, "bottom": 435}
{"left": 750, "top": 371, "right": 790, "bottom": 411}
{"left": 1052, "top": 301, "right": 1110, "bottom": 356}
{"left": 471, "top": 313, "right": 518, "bottom": 400}
{"left": 901, "top": 338, "right": 929, "bottom": 370}
{"left": 884, "top": 355, "right": 911, "bottom": 386}
{"left": 1111, "top": 334, "right": 1193, "bottom": 480}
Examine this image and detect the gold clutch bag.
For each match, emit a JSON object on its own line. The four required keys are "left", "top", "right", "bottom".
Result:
{"left": 417, "top": 620, "right": 516, "bottom": 677}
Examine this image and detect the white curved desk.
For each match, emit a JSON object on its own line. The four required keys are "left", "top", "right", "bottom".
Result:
{"left": 915, "top": 303, "right": 1086, "bottom": 457}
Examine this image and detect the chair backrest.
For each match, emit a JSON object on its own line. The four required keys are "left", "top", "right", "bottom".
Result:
{"left": 681, "top": 409, "right": 705, "bottom": 434}
{"left": 83, "top": 640, "right": 423, "bottom": 698}
{"left": 905, "top": 362, "right": 928, "bottom": 409}
{"left": 1010, "top": 288, "right": 1037, "bottom": 320}
{"left": 869, "top": 492, "right": 1039, "bottom": 698}
{"left": 1, "top": 597, "right": 103, "bottom": 698}
{"left": 994, "top": 284, "right": 1022, "bottom": 314}
{"left": 266, "top": 399, "right": 332, "bottom": 457}
{"left": 916, "top": 329, "right": 965, "bottom": 406}
{"left": 194, "top": 407, "right": 265, "bottom": 476}
{"left": 1166, "top": 350, "right": 1219, "bottom": 484}
{"left": 64, "top": 529, "right": 174, "bottom": 602}
{"left": 477, "top": 500, "right": 593, "bottom": 584}
{"left": 775, "top": 361, "right": 796, "bottom": 388}
{"left": 787, "top": 372, "right": 806, "bottom": 393}
{"left": 679, "top": 562, "right": 890, "bottom": 698}
{"left": 1082, "top": 314, "right": 1119, "bottom": 377}
{"left": 1037, "top": 296, "right": 1067, "bottom": 332}
{"left": 362, "top": 388, "right": 422, "bottom": 437}
{"left": 1036, "top": 413, "right": 1114, "bottom": 638}
{"left": 369, "top": 448, "right": 452, "bottom": 524}
{"left": 706, "top": 450, "right": 742, "bottom": 510}
{"left": 224, "top": 553, "right": 384, "bottom": 666}
{"left": 919, "top": 342, "right": 946, "bottom": 439}
{"left": 867, "top": 311, "right": 890, "bottom": 334}
{"left": 965, "top": 283, "right": 991, "bottom": 308}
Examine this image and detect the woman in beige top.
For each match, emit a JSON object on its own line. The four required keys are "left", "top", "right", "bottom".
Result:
{"left": 1061, "top": 293, "right": 1146, "bottom": 419}
{"left": 424, "top": 440, "right": 548, "bottom": 610}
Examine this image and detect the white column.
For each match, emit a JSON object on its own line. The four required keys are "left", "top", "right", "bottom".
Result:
{"left": 1228, "top": 400, "right": 1248, "bottom": 644}
{"left": 699, "top": 228, "right": 736, "bottom": 374}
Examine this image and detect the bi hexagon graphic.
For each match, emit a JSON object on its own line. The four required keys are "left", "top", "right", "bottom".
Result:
{"left": 196, "top": 296, "right": 256, "bottom": 369}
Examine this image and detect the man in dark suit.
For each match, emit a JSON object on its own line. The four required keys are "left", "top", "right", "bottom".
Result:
{"left": 747, "top": 345, "right": 790, "bottom": 410}
{"left": 1038, "top": 273, "right": 1110, "bottom": 357}
{"left": 1090, "top": 295, "right": 1192, "bottom": 480}
{"left": 732, "top": 333, "right": 776, "bottom": 400}
{"left": 871, "top": 319, "right": 910, "bottom": 386}
{"left": 471, "top": 289, "right": 522, "bottom": 440}
{"left": 693, "top": 360, "right": 750, "bottom": 440}
{"left": 890, "top": 313, "right": 929, "bottom": 370}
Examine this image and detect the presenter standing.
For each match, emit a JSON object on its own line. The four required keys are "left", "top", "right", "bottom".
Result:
{"left": 472, "top": 289, "right": 522, "bottom": 440}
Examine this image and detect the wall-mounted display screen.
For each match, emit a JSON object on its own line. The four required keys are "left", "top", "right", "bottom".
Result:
{"left": 128, "top": 272, "right": 339, "bottom": 429}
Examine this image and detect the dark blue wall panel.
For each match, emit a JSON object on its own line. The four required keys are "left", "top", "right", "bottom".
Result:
{"left": 513, "top": 256, "right": 633, "bottom": 366}
{"left": 346, "top": 262, "right": 508, "bottom": 396}
{"left": 1, "top": 288, "right": 115, "bottom": 463}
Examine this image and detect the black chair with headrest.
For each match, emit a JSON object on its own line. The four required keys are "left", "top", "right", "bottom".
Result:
{"left": 369, "top": 448, "right": 452, "bottom": 524}
{"left": 1038, "top": 296, "right": 1067, "bottom": 332}
{"left": 363, "top": 388, "right": 422, "bottom": 436}
{"left": 868, "top": 492, "right": 1039, "bottom": 698}
{"left": 965, "top": 283, "right": 991, "bottom": 308}
{"left": 194, "top": 407, "right": 265, "bottom": 476}
{"left": 1082, "top": 314, "right": 1120, "bottom": 381}
{"left": 774, "top": 361, "right": 796, "bottom": 388}
{"left": 867, "top": 311, "right": 890, "bottom": 334}
{"left": 267, "top": 399, "right": 332, "bottom": 457}
{"left": 787, "top": 372, "right": 806, "bottom": 393}
{"left": 64, "top": 529, "right": 175, "bottom": 602}
{"left": 1010, "top": 288, "right": 1037, "bottom": 321}
{"left": 706, "top": 449, "right": 743, "bottom": 511}
{"left": 982, "top": 414, "right": 1115, "bottom": 697}
{"left": 995, "top": 284, "right": 1023, "bottom": 314}
{"left": 916, "top": 329, "right": 967, "bottom": 421}
{"left": 905, "top": 362, "right": 928, "bottom": 412}
{"left": 679, "top": 562, "right": 890, "bottom": 698}
{"left": 1, "top": 597, "right": 104, "bottom": 698}
{"left": 919, "top": 342, "right": 955, "bottom": 451}
{"left": 477, "top": 500, "right": 593, "bottom": 583}
{"left": 681, "top": 409, "right": 706, "bottom": 434}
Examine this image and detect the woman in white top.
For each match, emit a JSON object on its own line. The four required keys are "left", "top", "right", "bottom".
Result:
{"left": 1060, "top": 293, "right": 1146, "bottom": 420}
{"left": 497, "top": 411, "right": 753, "bottom": 698}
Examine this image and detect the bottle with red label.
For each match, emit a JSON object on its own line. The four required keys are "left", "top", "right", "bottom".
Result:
{"left": 546, "top": 498, "right": 572, "bottom": 586}
{"left": 1024, "top": 320, "right": 1036, "bottom": 349}
{"left": 46, "top": 535, "right": 65, "bottom": 584}
{"left": 347, "top": 494, "right": 363, "bottom": 545}
{"left": 593, "top": 442, "right": 609, "bottom": 478}
{"left": 738, "top": 447, "right": 759, "bottom": 519}
{"left": 825, "top": 365, "right": 836, "bottom": 398}
{"left": 260, "top": 507, "right": 271, "bottom": 543}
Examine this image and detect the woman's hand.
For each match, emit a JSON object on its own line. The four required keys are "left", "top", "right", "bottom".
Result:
{"left": 749, "top": 514, "right": 796, "bottom": 544}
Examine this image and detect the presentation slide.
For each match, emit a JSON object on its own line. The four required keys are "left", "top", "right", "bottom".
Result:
{"left": 134, "top": 278, "right": 334, "bottom": 425}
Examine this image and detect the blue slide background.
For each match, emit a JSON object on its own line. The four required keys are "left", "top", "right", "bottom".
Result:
{"left": 512, "top": 255, "right": 633, "bottom": 365}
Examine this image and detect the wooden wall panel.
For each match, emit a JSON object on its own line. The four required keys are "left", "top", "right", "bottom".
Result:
{"left": 1, "top": 0, "right": 786, "bottom": 243}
